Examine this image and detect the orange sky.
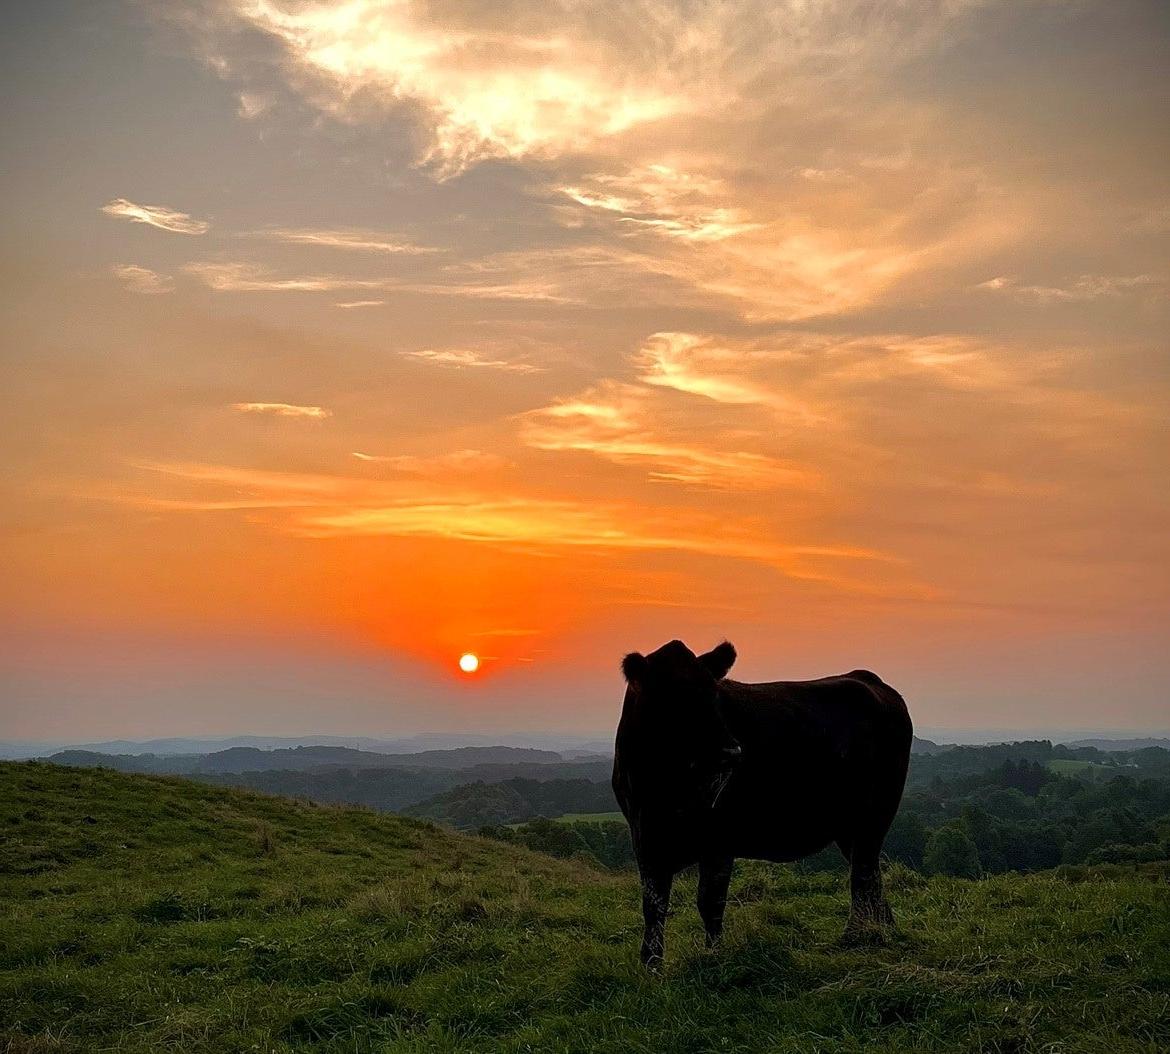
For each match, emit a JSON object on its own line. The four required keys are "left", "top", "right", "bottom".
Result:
{"left": 1, "top": 0, "right": 1168, "bottom": 741}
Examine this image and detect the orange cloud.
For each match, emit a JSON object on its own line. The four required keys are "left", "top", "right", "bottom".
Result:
{"left": 520, "top": 380, "right": 813, "bottom": 490}
{"left": 248, "top": 228, "right": 437, "bottom": 254}
{"left": 232, "top": 402, "right": 331, "bottom": 419}
{"left": 112, "top": 264, "right": 173, "bottom": 295}
{"left": 102, "top": 198, "right": 208, "bottom": 234}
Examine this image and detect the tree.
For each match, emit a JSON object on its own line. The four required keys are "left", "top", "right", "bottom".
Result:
{"left": 923, "top": 822, "right": 981, "bottom": 878}
{"left": 884, "top": 811, "right": 928, "bottom": 869}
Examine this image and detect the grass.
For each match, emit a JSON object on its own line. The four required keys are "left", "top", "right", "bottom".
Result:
{"left": 2, "top": 762, "right": 1168, "bottom": 1053}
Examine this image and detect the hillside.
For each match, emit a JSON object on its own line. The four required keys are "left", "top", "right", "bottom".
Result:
{"left": 2, "top": 763, "right": 1168, "bottom": 1053}
{"left": 44, "top": 744, "right": 568, "bottom": 775}
{"left": 404, "top": 777, "right": 618, "bottom": 829}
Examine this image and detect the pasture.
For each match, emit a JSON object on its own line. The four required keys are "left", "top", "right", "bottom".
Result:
{"left": 2, "top": 762, "right": 1168, "bottom": 1053}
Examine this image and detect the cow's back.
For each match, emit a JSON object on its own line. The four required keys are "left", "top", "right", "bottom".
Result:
{"left": 708, "top": 671, "right": 912, "bottom": 861}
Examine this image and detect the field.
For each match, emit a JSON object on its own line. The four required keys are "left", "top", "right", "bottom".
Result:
{"left": 550, "top": 811, "right": 624, "bottom": 825}
{"left": 2, "top": 762, "right": 1168, "bottom": 1053}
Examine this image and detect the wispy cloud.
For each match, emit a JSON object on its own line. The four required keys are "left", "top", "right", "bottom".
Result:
{"left": 101, "top": 198, "right": 208, "bottom": 235}
{"left": 232, "top": 402, "right": 331, "bottom": 419}
{"left": 112, "top": 264, "right": 173, "bottom": 295}
{"left": 333, "top": 299, "right": 384, "bottom": 309}
{"left": 561, "top": 165, "right": 760, "bottom": 243}
{"left": 351, "top": 449, "right": 509, "bottom": 474}
{"left": 249, "top": 228, "right": 437, "bottom": 254}
{"left": 976, "top": 274, "right": 1165, "bottom": 303}
{"left": 185, "top": 262, "right": 384, "bottom": 293}
{"left": 520, "top": 380, "right": 814, "bottom": 490}
{"left": 633, "top": 332, "right": 808, "bottom": 413}
{"left": 405, "top": 347, "right": 543, "bottom": 373}
{"left": 187, "top": 0, "right": 987, "bottom": 177}
{"left": 184, "top": 261, "right": 573, "bottom": 302}
{"left": 214, "top": 0, "right": 690, "bottom": 175}
{"left": 112, "top": 460, "right": 897, "bottom": 590}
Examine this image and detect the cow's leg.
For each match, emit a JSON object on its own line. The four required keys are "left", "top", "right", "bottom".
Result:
{"left": 697, "top": 856, "right": 734, "bottom": 948}
{"left": 639, "top": 869, "right": 674, "bottom": 968}
{"left": 843, "top": 838, "right": 888, "bottom": 943}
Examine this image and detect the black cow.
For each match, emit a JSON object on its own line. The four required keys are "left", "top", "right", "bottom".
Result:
{"left": 612, "top": 639, "right": 913, "bottom": 966}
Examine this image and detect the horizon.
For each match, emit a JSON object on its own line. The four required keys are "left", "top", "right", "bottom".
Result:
{"left": 3, "top": 1, "right": 1169, "bottom": 743}
{"left": 5, "top": 723, "right": 1169, "bottom": 760}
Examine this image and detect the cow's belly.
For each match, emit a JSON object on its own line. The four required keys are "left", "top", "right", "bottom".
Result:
{"left": 704, "top": 761, "right": 846, "bottom": 861}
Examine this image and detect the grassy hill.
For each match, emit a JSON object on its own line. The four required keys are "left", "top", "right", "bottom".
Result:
{"left": 2, "top": 764, "right": 1168, "bottom": 1053}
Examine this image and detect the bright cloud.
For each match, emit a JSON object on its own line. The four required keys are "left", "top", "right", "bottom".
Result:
{"left": 232, "top": 402, "right": 331, "bottom": 418}
{"left": 112, "top": 460, "right": 901, "bottom": 593}
{"left": 223, "top": 0, "right": 691, "bottom": 174}
{"left": 184, "top": 261, "right": 572, "bottom": 302}
{"left": 112, "top": 264, "right": 174, "bottom": 295}
{"left": 520, "top": 380, "right": 815, "bottom": 491}
{"left": 351, "top": 449, "right": 509, "bottom": 474}
{"left": 101, "top": 198, "right": 209, "bottom": 234}
{"left": 976, "top": 274, "right": 1166, "bottom": 303}
{"left": 250, "top": 228, "right": 437, "bottom": 254}
{"left": 405, "top": 347, "right": 543, "bottom": 373}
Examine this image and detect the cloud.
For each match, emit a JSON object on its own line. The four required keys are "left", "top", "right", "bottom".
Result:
{"left": 976, "top": 274, "right": 1166, "bottom": 303}
{"left": 232, "top": 402, "right": 331, "bottom": 418}
{"left": 101, "top": 198, "right": 208, "bottom": 235}
{"left": 351, "top": 449, "right": 509, "bottom": 474}
{"left": 249, "top": 228, "right": 437, "bottom": 254}
{"left": 333, "top": 299, "right": 384, "bottom": 309}
{"left": 520, "top": 328, "right": 1153, "bottom": 510}
{"left": 404, "top": 347, "right": 543, "bottom": 373}
{"left": 520, "top": 380, "right": 814, "bottom": 490}
{"left": 213, "top": 0, "right": 691, "bottom": 175}
{"left": 184, "top": 261, "right": 574, "bottom": 302}
{"left": 185, "top": 262, "right": 384, "bottom": 292}
{"left": 560, "top": 165, "right": 760, "bottom": 243}
{"left": 112, "top": 264, "right": 173, "bottom": 295}
{"left": 181, "top": 0, "right": 988, "bottom": 176}
{"left": 162, "top": 2, "right": 1023, "bottom": 321}
{"left": 113, "top": 459, "right": 898, "bottom": 590}
{"left": 633, "top": 331, "right": 808, "bottom": 412}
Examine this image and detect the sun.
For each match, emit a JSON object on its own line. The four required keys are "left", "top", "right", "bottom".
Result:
{"left": 458, "top": 652, "right": 480, "bottom": 674}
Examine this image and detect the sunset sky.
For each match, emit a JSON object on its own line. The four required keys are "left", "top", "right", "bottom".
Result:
{"left": 2, "top": 0, "right": 1168, "bottom": 742}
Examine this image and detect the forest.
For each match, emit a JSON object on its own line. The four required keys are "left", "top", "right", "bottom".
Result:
{"left": 479, "top": 742, "right": 1170, "bottom": 876}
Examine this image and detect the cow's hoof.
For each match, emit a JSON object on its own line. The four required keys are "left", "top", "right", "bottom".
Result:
{"left": 839, "top": 920, "right": 888, "bottom": 948}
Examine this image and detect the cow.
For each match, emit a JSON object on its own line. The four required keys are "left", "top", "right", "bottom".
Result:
{"left": 612, "top": 639, "right": 913, "bottom": 967}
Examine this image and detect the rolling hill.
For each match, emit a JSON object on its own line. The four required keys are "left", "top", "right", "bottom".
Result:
{"left": 2, "top": 762, "right": 1168, "bottom": 1053}
{"left": 44, "top": 744, "right": 569, "bottom": 775}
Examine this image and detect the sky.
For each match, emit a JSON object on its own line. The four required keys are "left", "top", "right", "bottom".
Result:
{"left": 1, "top": 0, "right": 1168, "bottom": 743}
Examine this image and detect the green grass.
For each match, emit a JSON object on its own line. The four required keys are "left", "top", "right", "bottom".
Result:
{"left": 2, "top": 762, "right": 1168, "bottom": 1053}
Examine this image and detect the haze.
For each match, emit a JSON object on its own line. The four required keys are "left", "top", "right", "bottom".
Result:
{"left": 2, "top": 0, "right": 1168, "bottom": 743}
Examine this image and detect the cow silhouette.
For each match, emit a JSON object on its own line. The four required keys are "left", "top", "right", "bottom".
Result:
{"left": 612, "top": 639, "right": 912, "bottom": 966}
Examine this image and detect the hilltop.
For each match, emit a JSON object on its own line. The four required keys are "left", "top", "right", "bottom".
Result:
{"left": 2, "top": 762, "right": 1168, "bottom": 1053}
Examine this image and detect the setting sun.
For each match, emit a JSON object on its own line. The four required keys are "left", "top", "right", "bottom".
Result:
{"left": 458, "top": 653, "right": 480, "bottom": 674}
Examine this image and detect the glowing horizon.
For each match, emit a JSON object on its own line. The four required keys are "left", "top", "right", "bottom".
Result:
{"left": 1, "top": 0, "right": 1168, "bottom": 741}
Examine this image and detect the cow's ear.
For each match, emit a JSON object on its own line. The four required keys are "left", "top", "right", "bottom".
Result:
{"left": 699, "top": 641, "right": 736, "bottom": 679}
{"left": 621, "top": 652, "right": 649, "bottom": 686}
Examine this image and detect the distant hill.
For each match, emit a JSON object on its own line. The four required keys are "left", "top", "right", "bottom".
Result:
{"left": 405, "top": 777, "right": 618, "bottom": 829}
{"left": 910, "top": 736, "right": 949, "bottom": 754}
{"left": 25, "top": 731, "right": 615, "bottom": 758}
{"left": 196, "top": 758, "right": 614, "bottom": 813}
{"left": 44, "top": 743, "right": 566, "bottom": 775}
{"left": 2, "top": 761, "right": 1168, "bottom": 1053}
{"left": 1065, "top": 737, "right": 1170, "bottom": 752}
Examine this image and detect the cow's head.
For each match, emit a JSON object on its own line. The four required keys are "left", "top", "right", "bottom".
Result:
{"left": 619, "top": 640, "right": 740, "bottom": 800}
